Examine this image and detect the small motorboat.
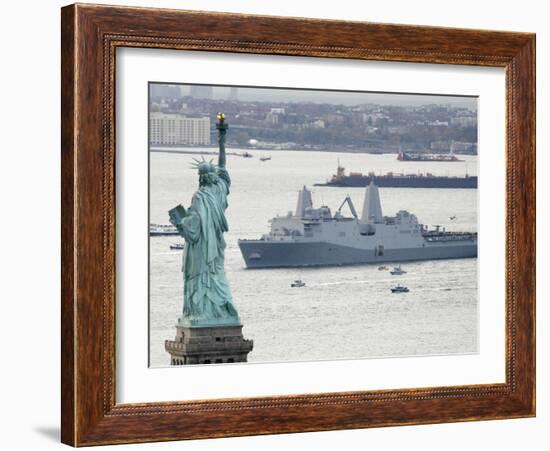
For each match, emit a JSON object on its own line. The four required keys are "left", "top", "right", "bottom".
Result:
{"left": 378, "top": 265, "right": 388, "bottom": 270}
{"left": 390, "top": 264, "right": 407, "bottom": 275}
{"left": 260, "top": 156, "right": 271, "bottom": 162}
{"left": 169, "top": 243, "right": 185, "bottom": 250}
{"left": 291, "top": 279, "right": 306, "bottom": 288}
{"left": 391, "top": 284, "right": 409, "bottom": 293}
{"left": 241, "top": 151, "right": 253, "bottom": 158}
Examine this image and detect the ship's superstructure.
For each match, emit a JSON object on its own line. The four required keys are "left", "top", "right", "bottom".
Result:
{"left": 238, "top": 182, "right": 477, "bottom": 268}
{"left": 397, "top": 142, "right": 464, "bottom": 162}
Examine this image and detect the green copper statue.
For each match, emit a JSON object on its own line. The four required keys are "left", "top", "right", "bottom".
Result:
{"left": 168, "top": 112, "right": 241, "bottom": 327}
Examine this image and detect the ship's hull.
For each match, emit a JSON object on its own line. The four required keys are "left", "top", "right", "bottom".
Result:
{"left": 397, "top": 155, "right": 463, "bottom": 162}
{"left": 150, "top": 231, "right": 179, "bottom": 236}
{"left": 315, "top": 176, "right": 477, "bottom": 189}
{"left": 238, "top": 240, "right": 477, "bottom": 268}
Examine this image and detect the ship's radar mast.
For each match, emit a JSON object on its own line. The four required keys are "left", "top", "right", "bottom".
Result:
{"left": 361, "top": 180, "right": 384, "bottom": 223}
{"left": 336, "top": 159, "right": 345, "bottom": 178}
{"left": 295, "top": 185, "right": 313, "bottom": 217}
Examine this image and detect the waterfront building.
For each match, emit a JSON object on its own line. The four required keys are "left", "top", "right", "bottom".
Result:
{"left": 150, "top": 113, "right": 211, "bottom": 145}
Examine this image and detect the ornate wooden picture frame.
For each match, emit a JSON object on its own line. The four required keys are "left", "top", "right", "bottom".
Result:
{"left": 61, "top": 3, "right": 535, "bottom": 446}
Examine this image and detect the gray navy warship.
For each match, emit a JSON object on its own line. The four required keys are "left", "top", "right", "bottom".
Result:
{"left": 238, "top": 182, "right": 477, "bottom": 268}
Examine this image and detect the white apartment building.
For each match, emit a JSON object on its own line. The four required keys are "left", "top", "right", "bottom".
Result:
{"left": 150, "top": 113, "right": 211, "bottom": 145}
{"left": 450, "top": 115, "right": 477, "bottom": 128}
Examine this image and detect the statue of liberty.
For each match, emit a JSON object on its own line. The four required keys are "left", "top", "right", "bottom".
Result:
{"left": 168, "top": 112, "right": 241, "bottom": 327}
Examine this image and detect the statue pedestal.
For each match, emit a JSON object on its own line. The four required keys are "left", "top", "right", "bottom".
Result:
{"left": 165, "top": 324, "right": 253, "bottom": 365}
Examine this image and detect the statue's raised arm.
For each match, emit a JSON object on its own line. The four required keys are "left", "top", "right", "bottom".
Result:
{"left": 216, "top": 112, "right": 227, "bottom": 168}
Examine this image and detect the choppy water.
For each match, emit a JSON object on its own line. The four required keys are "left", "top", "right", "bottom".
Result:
{"left": 149, "top": 149, "right": 478, "bottom": 367}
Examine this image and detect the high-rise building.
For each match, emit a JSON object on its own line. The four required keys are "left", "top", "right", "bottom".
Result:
{"left": 149, "top": 84, "right": 182, "bottom": 99}
{"left": 150, "top": 113, "right": 211, "bottom": 146}
{"left": 229, "top": 87, "right": 239, "bottom": 101}
{"left": 189, "top": 85, "right": 213, "bottom": 100}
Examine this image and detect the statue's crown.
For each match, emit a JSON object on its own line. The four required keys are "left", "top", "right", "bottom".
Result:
{"left": 191, "top": 157, "right": 216, "bottom": 174}
{"left": 198, "top": 161, "right": 215, "bottom": 174}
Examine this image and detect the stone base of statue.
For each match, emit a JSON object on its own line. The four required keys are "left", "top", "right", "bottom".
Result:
{"left": 165, "top": 317, "right": 253, "bottom": 365}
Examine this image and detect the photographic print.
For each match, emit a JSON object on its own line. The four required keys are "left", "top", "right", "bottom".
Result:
{"left": 61, "top": 6, "right": 536, "bottom": 443}
{"left": 149, "top": 83, "right": 478, "bottom": 367}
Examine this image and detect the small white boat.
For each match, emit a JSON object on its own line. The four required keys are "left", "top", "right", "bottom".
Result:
{"left": 150, "top": 223, "right": 179, "bottom": 236}
{"left": 391, "top": 284, "right": 409, "bottom": 293}
{"left": 169, "top": 243, "right": 185, "bottom": 250}
{"left": 378, "top": 265, "right": 388, "bottom": 270}
{"left": 390, "top": 265, "right": 406, "bottom": 275}
{"left": 291, "top": 279, "right": 306, "bottom": 288}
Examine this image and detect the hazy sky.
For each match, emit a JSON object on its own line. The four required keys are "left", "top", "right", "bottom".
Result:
{"left": 173, "top": 84, "right": 477, "bottom": 110}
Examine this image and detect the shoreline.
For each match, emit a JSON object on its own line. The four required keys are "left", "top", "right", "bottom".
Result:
{"left": 150, "top": 146, "right": 478, "bottom": 156}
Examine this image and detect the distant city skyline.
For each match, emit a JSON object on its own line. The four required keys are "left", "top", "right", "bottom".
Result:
{"left": 151, "top": 83, "right": 477, "bottom": 110}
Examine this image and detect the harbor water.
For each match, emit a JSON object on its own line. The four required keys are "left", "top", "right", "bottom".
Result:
{"left": 149, "top": 149, "right": 478, "bottom": 367}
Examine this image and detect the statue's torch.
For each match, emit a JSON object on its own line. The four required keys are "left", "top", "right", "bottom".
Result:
{"left": 216, "top": 112, "right": 227, "bottom": 168}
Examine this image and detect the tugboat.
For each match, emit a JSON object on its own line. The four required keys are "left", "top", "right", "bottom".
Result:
{"left": 391, "top": 284, "right": 410, "bottom": 293}
{"left": 291, "top": 279, "right": 306, "bottom": 288}
{"left": 390, "top": 265, "right": 407, "bottom": 275}
{"left": 169, "top": 243, "right": 185, "bottom": 250}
